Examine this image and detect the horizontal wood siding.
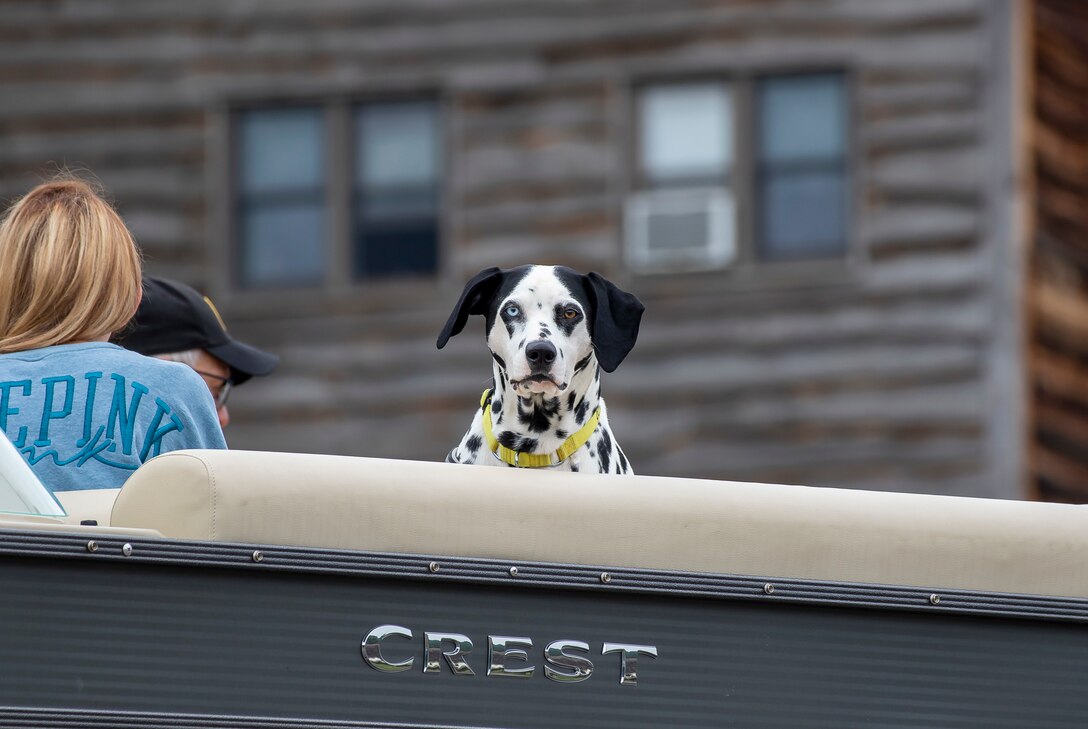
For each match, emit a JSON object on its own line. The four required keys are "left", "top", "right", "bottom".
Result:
{"left": 1028, "top": 0, "right": 1088, "bottom": 502}
{"left": 0, "top": 0, "right": 1017, "bottom": 496}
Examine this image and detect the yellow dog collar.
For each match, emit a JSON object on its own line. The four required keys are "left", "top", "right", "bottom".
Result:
{"left": 480, "top": 389, "right": 601, "bottom": 468}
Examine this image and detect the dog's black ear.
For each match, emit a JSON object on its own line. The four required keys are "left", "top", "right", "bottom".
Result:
{"left": 437, "top": 267, "right": 505, "bottom": 349}
{"left": 584, "top": 272, "right": 644, "bottom": 372}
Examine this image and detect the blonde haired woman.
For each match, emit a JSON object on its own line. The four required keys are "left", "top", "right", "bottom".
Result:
{"left": 0, "top": 178, "right": 225, "bottom": 493}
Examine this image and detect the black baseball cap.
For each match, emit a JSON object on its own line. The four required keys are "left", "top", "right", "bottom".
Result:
{"left": 117, "top": 276, "right": 279, "bottom": 385}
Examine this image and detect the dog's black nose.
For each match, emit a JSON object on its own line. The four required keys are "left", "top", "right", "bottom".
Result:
{"left": 525, "top": 340, "right": 557, "bottom": 370}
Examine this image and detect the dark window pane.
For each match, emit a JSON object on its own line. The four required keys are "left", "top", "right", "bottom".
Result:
{"left": 759, "top": 169, "right": 848, "bottom": 261}
{"left": 758, "top": 74, "right": 846, "bottom": 163}
{"left": 354, "top": 221, "right": 438, "bottom": 279}
{"left": 240, "top": 202, "right": 326, "bottom": 287}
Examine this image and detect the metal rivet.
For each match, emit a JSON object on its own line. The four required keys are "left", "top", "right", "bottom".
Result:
{"left": 252, "top": 550, "right": 264, "bottom": 563}
{"left": 763, "top": 583, "right": 775, "bottom": 595}
{"left": 929, "top": 593, "right": 941, "bottom": 605}
{"left": 121, "top": 543, "right": 133, "bottom": 557}
{"left": 428, "top": 561, "right": 440, "bottom": 573}
{"left": 86, "top": 540, "right": 98, "bottom": 553}
{"left": 600, "top": 572, "right": 612, "bottom": 584}
{"left": 508, "top": 566, "right": 519, "bottom": 577}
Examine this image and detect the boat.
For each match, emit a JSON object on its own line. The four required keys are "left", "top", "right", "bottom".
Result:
{"left": 2, "top": 448, "right": 1086, "bottom": 728}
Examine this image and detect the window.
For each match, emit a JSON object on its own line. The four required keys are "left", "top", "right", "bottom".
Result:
{"left": 232, "top": 99, "right": 441, "bottom": 290}
{"left": 628, "top": 72, "right": 850, "bottom": 273}
{"left": 627, "top": 84, "right": 737, "bottom": 272}
{"left": 756, "top": 74, "right": 849, "bottom": 261}
{"left": 354, "top": 102, "right": 440, "bottom": 279}
{"left": 236, "top": 108, "right": 327, "bottom": 288}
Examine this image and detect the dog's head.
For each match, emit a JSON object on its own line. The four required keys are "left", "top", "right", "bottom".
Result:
{"left": 437, "top": 265, "right": 644, "bottom": 397}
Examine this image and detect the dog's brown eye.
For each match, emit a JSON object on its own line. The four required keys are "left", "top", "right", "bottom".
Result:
{"left": 564, "top": 308, "right": 579, "bottom": 320}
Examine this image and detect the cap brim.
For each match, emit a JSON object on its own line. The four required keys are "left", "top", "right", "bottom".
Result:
{"left": 206, "top": 339, "right": 280, "bottom": 386}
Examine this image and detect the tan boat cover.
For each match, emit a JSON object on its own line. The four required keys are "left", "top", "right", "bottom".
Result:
{"left": 111, "top": 449, "right": 1088, "bottom": 599}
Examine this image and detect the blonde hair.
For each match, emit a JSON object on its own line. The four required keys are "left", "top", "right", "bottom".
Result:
{"left": 0, "top": 178, "right": 143, "bottom": 354}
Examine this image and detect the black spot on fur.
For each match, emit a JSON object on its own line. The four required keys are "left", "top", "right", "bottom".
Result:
{"left": 491, "top": 352, "right": 507, "bottom": 372}
{"left": 465, "top": 435, "right": 482, "bottom": 454}
{"left": 518, "top": 339, "right": 526, "bottom": 350}
{"left": 540, "top": 324, "right": 551, "bottom": 335}
{"left": 567, "top": 392, "right": 576, "bottom": 411}
{"left": 498, "top": 432, "right": 537, "bottom": 452}
{"left": 597, "top": 436, "right": 611, "bottom": 473}
{"left": 574, "top": 397, "right": 588, "bottom": 425}
{"left": 617, "top": 448, "right": 629, "bottom": 474}
{"left": 492, "top": 399, "right": 501, "bottom": 414}
{"left": 570, "top": 464, "right": 579, "bottom": 472}
{"left": 518, "top": 396, "right": 559, "bottom": 433}
{"left": 555, "top": 429, "right": 568, "bottom": 439}
{"left": 599, "top": 430, "right": 613, "bottom": 463}
{"left": 573, "top": 353, "right": 593, "bottom": 374}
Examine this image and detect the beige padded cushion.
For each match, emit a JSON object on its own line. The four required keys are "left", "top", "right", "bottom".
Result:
{"left": 54, "top": 488, "right": 120, "bottom": 526}
{"left": 112, "top": 449, "right": 1088, "bottom": 598}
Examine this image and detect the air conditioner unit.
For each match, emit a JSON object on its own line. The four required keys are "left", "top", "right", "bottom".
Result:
{"left": 624, "top": 188, "right": 736, "bottom": 273}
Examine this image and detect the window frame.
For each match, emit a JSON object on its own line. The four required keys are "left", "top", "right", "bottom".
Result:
{"left": 625, "top": 68, "right": 859, "bottom": 286}
{"left": 210, "top": 92, "right": 448, "bottom": 309}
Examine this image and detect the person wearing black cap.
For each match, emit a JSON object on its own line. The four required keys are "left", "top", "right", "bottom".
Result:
{"left": 114, "top": 277, "right": 279, "bottom": 429}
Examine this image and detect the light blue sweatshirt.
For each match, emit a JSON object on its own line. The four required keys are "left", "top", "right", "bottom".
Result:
{"left": 0, "top": 342, "right": 227, "bottom": 493}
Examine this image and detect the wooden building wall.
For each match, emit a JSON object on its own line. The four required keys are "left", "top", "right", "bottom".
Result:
{"left": 1028, "top": 0, "right": 1088, "bottom": 502}
{"left": 0, "top": 0, "right": 1025, "bottom": 497}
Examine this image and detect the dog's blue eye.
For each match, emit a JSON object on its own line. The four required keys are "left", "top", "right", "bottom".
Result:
{"left": 504, "top": 305, "right": 520, "bottom": 318}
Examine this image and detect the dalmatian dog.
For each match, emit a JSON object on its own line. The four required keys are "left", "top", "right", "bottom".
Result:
{"left": 437, "top": 265, "right": 644, "bottom": 474}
